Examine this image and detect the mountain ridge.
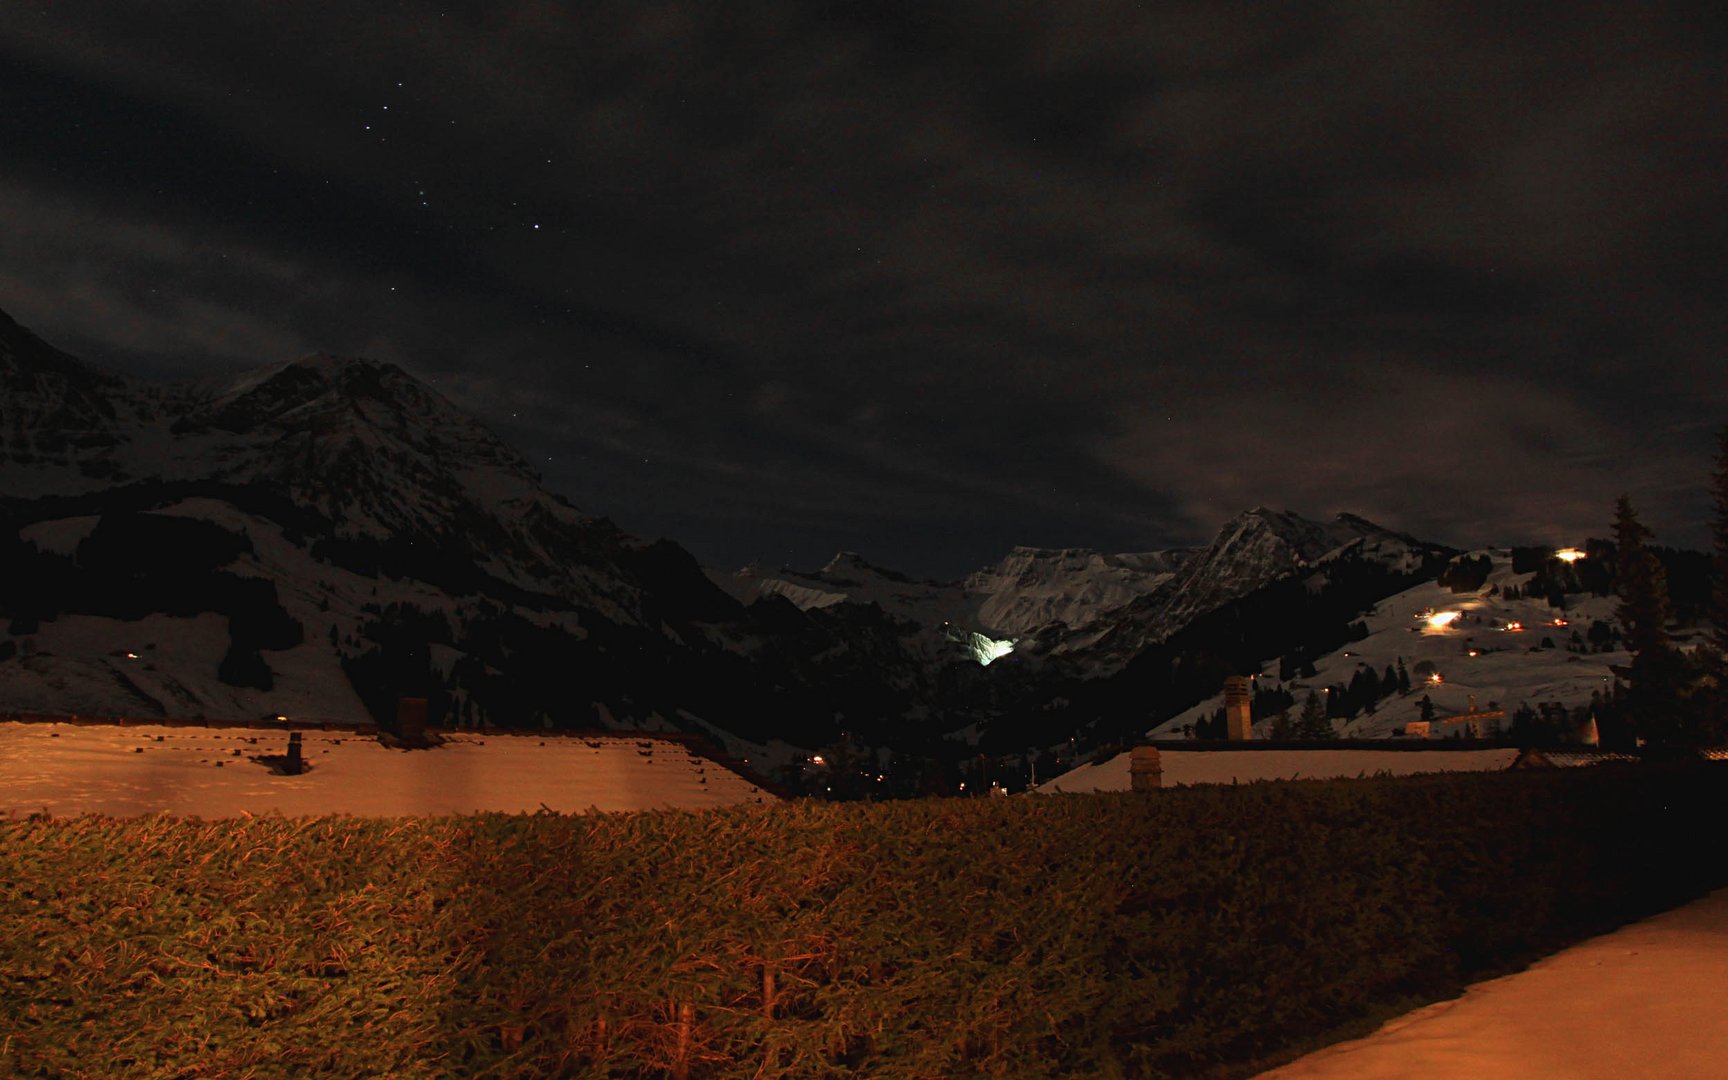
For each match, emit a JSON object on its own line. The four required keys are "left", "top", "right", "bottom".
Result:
{"left": 2, "top": 305, "right": 1583, "bottom": 784}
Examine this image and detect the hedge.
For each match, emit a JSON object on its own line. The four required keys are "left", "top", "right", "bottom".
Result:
{"left": 3, "top": 764, "right": 1725, "bottom": 1078}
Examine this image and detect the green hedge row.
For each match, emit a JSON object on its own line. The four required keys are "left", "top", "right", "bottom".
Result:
{"left": 4, "top": 765, "right": 1726, "bottom": 1078}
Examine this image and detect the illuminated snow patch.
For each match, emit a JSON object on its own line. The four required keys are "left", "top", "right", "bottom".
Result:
{"left": 1426, "top": 611, "right": 1461, "bottom": 629}
{"left": 968, "top": 632, "right": 1016, "bottom": 666}
{"left": 1555, "top": 548, "right": 1585, "bottom": 562}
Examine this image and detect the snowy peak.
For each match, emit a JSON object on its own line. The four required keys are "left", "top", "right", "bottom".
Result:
{"left": 1043, "top": 508, "right": 1449, "bottom": 669}
{"left": 0, "top": 309, "right": 712, "bottom": 621}
{"left": 1214, "top": 507, "right": 1351, "bottom": 565}
{"left": 1205, "top": 508, "right": 1429, "bottom": 574}
{"left": 0, "top": 306, "right": 117, "bottom": 388}
{"left": 820, "top": 551, "right": 917, "bottom": 586}
{"left": 176, "top": 354, "right": 405, "bottom": 433}
{"left": 724, "top": 551, "right": 968, "bottom": 627}
{"left": 176, "top": 353, "right": 525, "bottom": 470}
{"left": 0, "top": 307, "right": 131, "bottom": 485}
{"left": 965, "top": 545, "right": 1193, "bottom": 637}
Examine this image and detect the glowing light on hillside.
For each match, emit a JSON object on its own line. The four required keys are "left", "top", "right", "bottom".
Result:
{"left": 810, "top": 755, "right": 826, "bottom": 766}
{"left": 1555, "top": 548, "right": 1585, "bottom": 562}
{"left": 1503, "top": 621, "right": 1523, "bottom": 632}
{"left": 1428, "top": 672, "right": 1444, "bottom": 684}
{"left": 1426, "top": 611, "right": 1461, "bottom": 629}
{"left": 968, "top": 632, "right": 1016, "bottom": 666}
{"left": 124, "top": 652, "right": 140, "bottom": 660}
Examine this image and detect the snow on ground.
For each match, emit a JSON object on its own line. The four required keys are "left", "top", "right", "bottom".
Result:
{"left": 1258, "top": 886, "right": 1728, "bottom": 1079}
{"left": 0, "top": 612, "right": 369, "bottom": 722}
{"left": 0, "top": 722, "right": 770, "bottom": 817}
{"left": 1036, "top": 748, "right": 1518, "bottom": 793}
{"left": 1151, "top": 550, "right": 1627, "bottom": 741}
{"left": 18, "top": 515, "right": 100, "bottom": 556}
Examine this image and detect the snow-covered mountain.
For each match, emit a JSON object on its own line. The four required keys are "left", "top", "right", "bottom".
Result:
{"left": 3, "top": 310, "right": 709, "bottom": 625}
{"left": 721, "top": 506, "right": 1444, "bottom": 676}
{"left": 1, "top": 306, "right": 756, "bottom": 736}
{"left": 0, "top": 304, "right": 1659, "bottom": 775}
{"left": 964, "top": 546, "right": 1193, "bottom": 637}
{"left": 1058, "top": 507, "right": 1442, "bottom": 667}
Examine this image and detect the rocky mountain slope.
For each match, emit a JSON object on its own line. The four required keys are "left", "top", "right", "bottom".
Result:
{"left": 1, "top": 306, "right": 763, "bottom": 737}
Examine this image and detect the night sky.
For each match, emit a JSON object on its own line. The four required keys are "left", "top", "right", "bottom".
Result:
{"left": 3, "top": 3, "right": 1723, "bottom": 578}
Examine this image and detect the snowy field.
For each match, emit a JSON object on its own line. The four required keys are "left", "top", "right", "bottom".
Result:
{"left": 0, "top": 721, "right": 770, "bottom": 817}
{"left": 1260, "top": 886, "right": 1728, "bottom": 1079}
{"left": 1037, "top": 747, "right": 1519, "bottom": 793}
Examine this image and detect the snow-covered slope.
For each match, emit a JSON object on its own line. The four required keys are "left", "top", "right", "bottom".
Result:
{"left": 1148, "top": 548, "right": 1626, "bottom": 741}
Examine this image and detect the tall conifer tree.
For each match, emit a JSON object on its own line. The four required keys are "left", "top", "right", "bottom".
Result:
{"left": 1612, "top": 495, "right": 1685, "bottom": 746}
{"left": 1295, "top": 690, "right": 1332, "bottom": 739}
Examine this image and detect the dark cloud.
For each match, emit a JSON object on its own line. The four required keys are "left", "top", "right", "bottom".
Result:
{"left": 1, "top": 1, "right": 1723, "bottom": 576}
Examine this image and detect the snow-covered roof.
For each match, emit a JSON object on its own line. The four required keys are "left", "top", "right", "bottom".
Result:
{"left": 1511, "top": 749, "right": 1640, "bottom": 769}
{"left": 1037, "top": 745, "right": 1520, "bottom": 793}
{"left": 0, "top": 721, "right": 771, "bottom": 817}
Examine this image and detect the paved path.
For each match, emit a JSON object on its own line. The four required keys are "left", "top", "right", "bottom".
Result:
{"left": 1260, "top": 887, "right": 1728, "bottom": 1079}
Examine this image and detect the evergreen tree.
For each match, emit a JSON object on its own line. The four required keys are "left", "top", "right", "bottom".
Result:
{"left": 1295, "top": 690, "right": 1332, "bottom": 739}
{"left": 1396, "top": 657, "right": 1411, "bottom": 694}
{"left": 1615, "top": 495, "right": 1672, "bottom": 661}
{"left": 1611, "top": 495, "right": 1687, "bottom": 747}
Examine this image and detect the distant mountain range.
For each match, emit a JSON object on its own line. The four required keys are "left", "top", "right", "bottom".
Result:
{"left": 1, "top": 305, "right": 1637, "bottom": 777}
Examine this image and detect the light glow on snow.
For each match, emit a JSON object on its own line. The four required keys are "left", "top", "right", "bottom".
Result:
{"left": 968, "top": 632, "right": 1016, "bottom": 665}
{"left": 1555, "top": 548, "right": 1586, "bottom": 562}
{"left": 1426, "top": 610, "right": 1461, "bottom": 629}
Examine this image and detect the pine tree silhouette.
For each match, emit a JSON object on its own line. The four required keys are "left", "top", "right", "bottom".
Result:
{"left": 1612, "top": 495, "right": 1686, "bottom": 747}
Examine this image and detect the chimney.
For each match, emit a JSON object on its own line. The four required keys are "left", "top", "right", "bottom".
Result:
{"left": 1129, "top": 746, "right": 1163, "bottom": 792}
{"left": 396, "top": 697, "right": 428, "bottom": 743}
{"left": 1224, "top": 675, "right": 1253, "bottom": 740}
